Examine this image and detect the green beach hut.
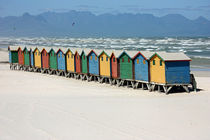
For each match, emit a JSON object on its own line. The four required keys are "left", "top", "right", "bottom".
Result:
{"left": 23, "top": 47, "right": 30, "bottom": 66}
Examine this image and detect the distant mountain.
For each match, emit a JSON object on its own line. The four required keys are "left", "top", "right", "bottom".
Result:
{"left": 0, "top": 10, "right": 210, "bottom": 37}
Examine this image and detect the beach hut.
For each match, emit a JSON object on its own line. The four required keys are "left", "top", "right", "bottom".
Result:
{"left": 34, "top": 47, "right": 42, "bottom": 68}
{"left": 99, "top": 50, "right": 112, "bottom": 77}
{"left": 117, "top": 51, "right": 136, "bottom": 80}
{"left": 57, "top": 48, "right": 66, "bottom": 71}
{"left": 81, "top": 48, "right": 91, "bottom": 74}
{"left": 87, "top": 49, "right": 101, "bottom": 75}
{"left": 49, "top": 48, "right": 58, "bottom": 70}
{"left": 30, "top": 47, "right": 35, "bottom": 67}
{"left": 66, "top": 48, "right": 76, "bottom": 72}
{"left": 18, "top": 47, "right": 24, "bottom": 66}
{"left": 8, "top": 46, "right": 19, "bottom": 64}
{"left": 110, "top": 50, "right": 121, "bottom": 79}
{"left": 23, "top": 47, "right": 30, "bottom": 66}
{"left": 133, "top": 51, "right": 153, "bottom": 82}
{"left": 75, "top": 48, "right": 83, "bottom": 73}
{"left": 149, "top": 52, "right": 191, "bottom": 84}
{"left": 41, "top": 48, "right": 50, "bottom": 69}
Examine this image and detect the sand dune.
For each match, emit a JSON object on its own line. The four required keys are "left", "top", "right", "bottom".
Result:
{"left": 0, "top": 62, "right": 210, "bottom": 140}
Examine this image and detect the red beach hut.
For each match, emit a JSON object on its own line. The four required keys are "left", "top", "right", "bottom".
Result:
{"left": 110, "top": 50, "right": 121, "bottom": 79}
{"left": 18, "top": 47, "right": 24, "bottom": 65}
{"left": 75, "top": 49, "right": 83, "bottom": 73}
{"left": 41, "top": 48, "right": 50, "bottom": 69}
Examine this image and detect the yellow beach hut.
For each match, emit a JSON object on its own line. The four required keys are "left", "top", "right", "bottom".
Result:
{"left": 34, "top": 47, "right": 42, "bottom": 68}
{"left": 66, "top": 48, "right": 76, "bottom": 72}
{"left": 99, "top": 50, "right": 112, "bottom": 77}
{"left": 149, "top": 51, "right": 191, "bottom": 84}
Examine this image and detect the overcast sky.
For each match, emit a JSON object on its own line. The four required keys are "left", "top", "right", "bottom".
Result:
{"left": 0, "top": 0, "right": 210, "bottom": 19}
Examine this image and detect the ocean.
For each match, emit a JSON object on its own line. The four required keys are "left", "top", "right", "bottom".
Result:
{"left": 0, "top": 37, "right": 210, "bottom": 70}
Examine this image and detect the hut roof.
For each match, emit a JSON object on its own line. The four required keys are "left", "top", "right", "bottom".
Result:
{"left": 75, "top": 48, "right": 83, "bottom": 55}
{"left": 150, "top": 51, "right": 191, "bottom": 61}
{"left": 69, "top": 47, "right": 77, "bottom": 54}
{"left": 60, "top": 47, "right": 69, "bottom": 54}
{"left": 87, "top": 49, "right": 103, "bottom": 56}
{"left": 94, "top": 49, "right": 103, "bottom": 56}
{"left": 135, "top": 51, "right": 154, "bottom": 60}
{"left": 51, "top": 47, "right": 59, "bottom": 53}
{"left": 43, "top": 47, "right": 52, "bottom": 53}
{"left": 9, "top": 46, "right": 20, "bottom": 51}
{"left": 126, "top": 50, "right": 139, "bottom": 58}
{"left": 82, "top": 48, "right": 92, "bottom": 55}
{"left": 99, "top": 49, "right": 113, "bottom": 57}
{"left": 111, "top": 50, "right": 122, "bottom": 58}
{"left": 29, "top": 46, "right": 37, "bottom": 51}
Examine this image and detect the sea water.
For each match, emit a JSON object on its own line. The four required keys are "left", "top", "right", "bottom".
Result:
{"left": 0, "top": 37, "right": 210, "bottom": 70}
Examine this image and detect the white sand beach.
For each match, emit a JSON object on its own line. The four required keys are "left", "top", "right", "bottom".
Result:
{"left": 0, "top": 49, "right": 210, "bottom": 140}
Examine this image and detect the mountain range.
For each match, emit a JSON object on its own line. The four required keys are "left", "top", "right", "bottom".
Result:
{"left": 0, "top": 10, "right": 210, "bottom": 37}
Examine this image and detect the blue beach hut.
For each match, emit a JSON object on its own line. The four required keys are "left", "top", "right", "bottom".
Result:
{"left": 132, "top": 51, "right": 153, "bottom": 82}
{"left": 87, "top": 49, "right": 102, "bottom": 75}
{"left": 30, "top": 48, "right": 34, "bottom": 67}
{"left": 56, "top": 48, "right": 66, "bottom": 71}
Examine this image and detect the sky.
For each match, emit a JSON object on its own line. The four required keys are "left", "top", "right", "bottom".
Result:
{"left": 0, "top": 0, "right": 210, "bottom": 19}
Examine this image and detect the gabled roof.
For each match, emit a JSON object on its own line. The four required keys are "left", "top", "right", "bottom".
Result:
{"left": 99, "top": 50, "right": 113, "bottom": 57}
{"left": 150, "top": 51, "right": 191, "bottom": 61}
{"left": 82, "top": 48, "right": 92, "bottom": 56}
{"left": 133, "top": 51, "right": 154, "bottom": 60}
{"left": 117, "top": 51, "right": 131, "bottom": 59}
{"left": 75, "top": 48, "right": 83, "bottom": 55}
{"left": 56, "top": 48, "right": 65, "bottom": 54}
{"left": 41, "top": 47, "right": 51, "bottom": 53}
{"left": 30, "top": 46, "right": 37, "bottom": 51}
{"left": 58, "top": 47, "right": 69, "bottom": 54}
{"left": 68, "top": 48, "right": 77, "bottom": 54}
{"left": 94, "top": 49, "right": 103, "bottom": 56}
{"left": 111, "top": 50, "right": 122, "bottom": 58}
{"left": 87, "top": 49, "right": 102, "bottom": 56}
{"left": 23, "top": 47, "right": 29, "bottom": 51}
{"left": 8, "top": 46, "right": 19, "bottom": 51}
{"left": 51, "top": 47, "right": 59, "bottom": 53}
{"left": 125, "top": 50, "right": 139, "bottom": 59}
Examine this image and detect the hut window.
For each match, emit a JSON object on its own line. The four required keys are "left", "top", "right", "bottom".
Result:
{"left": 27, "top": 52, "right": 29, "bottom": 54}
{"left": 143, "top": 59, "right": 146, "bottom": 64}
{"left": 101, "top": 57, "right": 103, "bottom": 61}
{"left": 68, "top": 54, "right": 69, "bottom": 58}
{"left": 160, "top": 60, "right": 162, "bottom": 66}
{"left": 35, "top": 52, "right": 37, "bottom": 55}
{"left": 122, "top": 58, "right": 124, "bottom": 62}
{"left": 128, "top": 58, "right": 130, "bottom": 63}
{"left": 51, "top": 53, "right": 52, "bottom": 56}
{"left": 90, "top": 56, "right": 92, "bottom": 60}
{"left": 62, "top": 54, "right": 64, "bottom": 58}
{"left": 137, "top": 59, "right": 139, "bottom": 64}
{"left": 46, "top": 53, "right": 47, "bottom": 56}
{"left": 71, "top": 54, "right": 73, "bottom": 58}
{"left": 113, "top": 58, "right": 115, "bottom": 62}
{"left": 83, "top": 56, "right": 85, "bottom": 59}
{"left": 58, "top": 54, "right": 60, "bottom": 57}
{"left": 77, "top": 56, "right": 79, "bottom": 59}
{"left": 106, "top": 57, "right": 108, "bottom": 61}
{"left": 39, "top": 52, "right": 40, "bottom": 56}
{"left": 95, "top": 56, "right": 97, "bottom": 60}
{"left": 153, "top": 60, "right": 155, "bottom": 65}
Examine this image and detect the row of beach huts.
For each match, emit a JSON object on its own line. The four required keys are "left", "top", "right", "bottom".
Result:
{"left": 8, "top": 46, "right": 196, "bottom": 94}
